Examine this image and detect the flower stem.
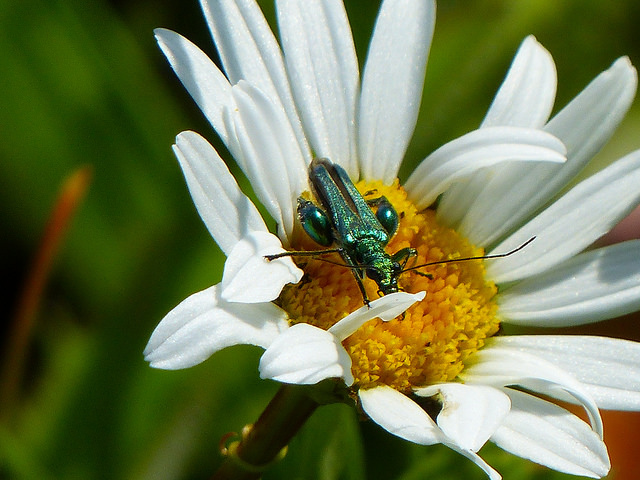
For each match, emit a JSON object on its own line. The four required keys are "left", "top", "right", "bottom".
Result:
{"left": 211, "top": 384, "right": 319, "bottom": 480}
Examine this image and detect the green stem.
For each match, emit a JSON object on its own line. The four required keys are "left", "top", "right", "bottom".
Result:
{"left": 211, "top": 384, "right": 319, "bottom": 480}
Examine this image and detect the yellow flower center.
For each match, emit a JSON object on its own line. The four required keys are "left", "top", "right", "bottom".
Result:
{"left": 278, "top": 180, "right": 499, "bottom": 394}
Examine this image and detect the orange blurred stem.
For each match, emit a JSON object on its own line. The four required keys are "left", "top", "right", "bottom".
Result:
{"left": 0, "top": 166, "right": 92, "bottom": 417}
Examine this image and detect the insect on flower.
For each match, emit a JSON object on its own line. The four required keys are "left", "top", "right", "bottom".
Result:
{"left": 266, "top": 158, "right": 533, "bottom": 305}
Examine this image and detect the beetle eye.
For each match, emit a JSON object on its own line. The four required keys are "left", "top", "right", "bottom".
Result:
{"left": 298, "top": 198, "right": 333, "bottom": 246}
{"left": 376, "top": 202, "right": 399, "bottom": 236}
{"left": 366, "top": 268, "right": 382, "bottom": 284}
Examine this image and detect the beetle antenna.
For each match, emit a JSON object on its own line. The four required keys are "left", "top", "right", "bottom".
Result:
{"left": 265, "top": 248, "right": 357, "bottom": 269}
{"left": 265, "top": 248, "right": 341, "bottom": 261}
{"left": 402, "top": 236, "right": 536, "bottom": 273}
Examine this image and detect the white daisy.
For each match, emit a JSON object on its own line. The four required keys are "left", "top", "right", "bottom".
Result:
{"left": 144, "top": 0, "right": 640, "bottom": 479}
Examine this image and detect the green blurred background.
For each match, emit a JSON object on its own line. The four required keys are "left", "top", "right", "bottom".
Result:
{"left": 2, "top": 0, "right": 640, "bottom": 479}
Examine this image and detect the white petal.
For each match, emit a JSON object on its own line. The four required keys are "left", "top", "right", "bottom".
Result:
{"left": 173, "top": 131, "right": 268, "bottom": 256}
{"left": 434, "top": 175, "right": 487, "bottom": 232}
{"left": 144, "top": 285, "right": 289, "bottom": 369}
{"left": 482, "top": 36, "right": 556, "bottom": 128}
{"left": 415, "top": 383, "right": 511, "bottom": 452}
{"left": 487, "top": 150, "right": 640, "bottom": 284}
{"left": 461, "top": 346, "right": 603, "bottom": 437}
{"left": 360, "top": 386, "right": 501, "bottom": 479}
{"left": 448, "top": 56, "right": 637, "bottom": 246}
{"left": 277, "top": 0, "right": 359, "bottom": 177}
{"left": 259, "top": 323, "right": 353, "bottom": 385}
{"left": 200, "top": 0, "right": 309, "bottom": 155}
{"left": 438, "top": 36, "right": 556, "bottom": 231}
{"left": 498, "top": 240, "right": 640, "bottom": 326}
{"left": 230, "top": 82, "right": 309, "bottom": 241}
{"left": 328, "top": 291, "right": 426, "bottom": 340}
{"left": 358, "top": 0, "right": 436, "bottom": 183}
{"left": 405, "top": 126, "right": 566, "bottom": 210}
{"left": 359, "top": 385, "right": 440, "bottom": 445}
{"left": 490, "top": 336, "right": 640, "bottom": 411}
{"left": 220, "top": 231, "right": 303, "bottom": 303}
{"left": 545, "top": 56, "right": 637, "bottom": 190}
{"left": 440, "top": 443, "right": 502, "bottom": 480}
{"left": 155, "top": 29, "right": 234, "bottom": 145}
{"left": 492, "top": 389, "right": 610, "bottom": 478}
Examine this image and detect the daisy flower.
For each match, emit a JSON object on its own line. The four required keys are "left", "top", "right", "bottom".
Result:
{"left": 144, "top": 0, "right": 640, "bottom": 478}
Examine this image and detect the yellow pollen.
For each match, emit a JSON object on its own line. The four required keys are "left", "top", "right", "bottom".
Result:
{"left": 278, "top": 180, "right": 499, "bottom": 394}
